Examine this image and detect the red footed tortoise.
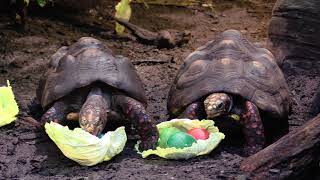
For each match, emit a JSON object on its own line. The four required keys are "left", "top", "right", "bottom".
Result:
{"left": 37, "top": 37, "right": 158, "bottom": 150}
{"left": 168, "top": 30, "right": 290, "bottom": 155}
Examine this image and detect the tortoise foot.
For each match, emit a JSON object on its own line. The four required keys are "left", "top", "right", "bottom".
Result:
{"left": 115, "top": 95, "right": 159, "bottom": 150}
{"left": 179, "top": 101, "right": 205, "bottom": 120}
{"left": 40, "top": 101, "right": 67, "bottom": 125}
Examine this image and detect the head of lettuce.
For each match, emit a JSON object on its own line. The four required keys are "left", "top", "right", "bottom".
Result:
{"left": 0, "top": 80, "right": 19, "bottom": 127}
{"left": 45, "top": 122, "right": 127, "bottom": 166}
{"left": 135, "top": 119, "right": 225, "bottom": 160}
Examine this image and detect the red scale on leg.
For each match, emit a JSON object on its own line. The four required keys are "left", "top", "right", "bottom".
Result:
{"left": 41, "top": 101, "right": 68, "bottom": 125}
{"left": 256, "top": 130, "right": 262, "bottom": 135}
{"left": 115, "top": 95, "right": 159, "bottom": 150}
{"left": 240, "top": 101, "right": 266, "bottom": 155}
{"left": 251, "top": 122, "right": 258, "bottom": 128}
{"left": 181, "top": 101, "right": 204, "bottom": 119}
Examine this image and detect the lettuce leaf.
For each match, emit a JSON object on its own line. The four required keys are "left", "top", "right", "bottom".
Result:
{"left": 0, "top": 80, "right": 19, "bottom": 127}
{"left": 45, "top": 122, "right": 127, "bottom": 166}
{"left": 136, "top": 119, "right": 225, "bottom": 159}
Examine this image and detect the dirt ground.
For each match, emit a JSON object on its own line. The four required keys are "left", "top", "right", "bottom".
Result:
{"left": 0, "top": 0, "right": 319, "bottom": 179}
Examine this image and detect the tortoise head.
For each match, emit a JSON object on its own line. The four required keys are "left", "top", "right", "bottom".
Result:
{"left": 79, "top": 105, "right": 107, "bottom": 136}
{"left": 204, "top": 93, "right": 233, "bottom": 119}
{"left": 79, "top": 90, "right": 108, "bottom": 136}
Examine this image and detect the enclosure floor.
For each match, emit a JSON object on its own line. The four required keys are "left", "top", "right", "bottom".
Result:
{"left": 0, "top": 1, "right": 319, "bottom": 179}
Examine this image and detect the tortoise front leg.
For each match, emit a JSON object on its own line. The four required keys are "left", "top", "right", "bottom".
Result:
{"left": 179, "top": 101, "right": 206, "bottom": 120}
{"left": 41, "top": 100, "right": 68, "bottom": 125}
{"left": 240, "top": 101, "right": 265, "bottom": 155}
{"left": 114, "top": 95, "right": 159, "bottom": 151}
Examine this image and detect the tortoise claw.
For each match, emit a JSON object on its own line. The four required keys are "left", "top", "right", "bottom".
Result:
{"left": 139, "top": 131, "right": 159, "bottom": 151}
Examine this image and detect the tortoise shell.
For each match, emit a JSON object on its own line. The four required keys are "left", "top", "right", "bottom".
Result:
{"left": 37, "top": 37, "right": 147, "bottom": 108}
{"left": 267, "top": 0, "right": 320, "bottom": 68}
{"left": 168, "top": 30, "right": 290, "bottom": 119}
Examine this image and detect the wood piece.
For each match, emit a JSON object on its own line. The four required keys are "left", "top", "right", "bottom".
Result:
{"left": 240, "top": 114, "right": 320, "bottom": 179}
{"left": 112, "top": 17, "right": 191, "bottom": 48}
{"left": 267, "top": 0, "right": 320, "bottom": 68}
{"left": 131, "top": 0, "right": 200, "bottom": 7}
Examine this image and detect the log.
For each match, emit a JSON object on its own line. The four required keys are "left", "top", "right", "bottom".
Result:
{"left": 267, "top": 0, "right": 320, "bottom": 69}
{"left": 112, "top": 17, "right": 191, "bottom": 49}
{"left": 240, "top": 114, "right": 320, "bottom": 179}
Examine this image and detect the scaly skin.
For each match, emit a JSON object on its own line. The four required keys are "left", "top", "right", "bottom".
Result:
{"left": 180, "top": 101, "right": 205, "bottom": 120}
{"left": 79, "top": 87, "right": 109, "bottom": 136}
{"left": 40, "top": 100, "right": 68, "bottom": 125}
{"left": 204, "top": 93, "right": 232, "bottom": 118}
{"left": 240, "top": 101, "right": 265, "bottom": 155}
{"left": 114, "top": 95, "right": 159, "bottom": 151}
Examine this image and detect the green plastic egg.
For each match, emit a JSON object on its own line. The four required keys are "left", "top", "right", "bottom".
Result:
{"left": 166, "top": 131, "right": 196, "bottom": 149}
{"left": 158, "top": 127, "right": 181, "bottom": 148}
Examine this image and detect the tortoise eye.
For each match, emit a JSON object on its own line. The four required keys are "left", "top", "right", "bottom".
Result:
{"left": 216, "top": 102, "right": 224, "bottom": 109}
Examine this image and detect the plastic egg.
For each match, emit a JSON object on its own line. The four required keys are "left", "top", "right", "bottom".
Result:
{"left": 158, "top": 127, "right": 181, "bottom": 148}
{"left": 166, "top": 131, "right": 196, "bottom": 149}
{"left": 187, "top": 128, "right": 209, "bottom": 140}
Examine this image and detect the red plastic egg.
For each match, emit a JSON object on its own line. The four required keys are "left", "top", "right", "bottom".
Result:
{"left": 187, "top": 128, "right": 209, "bottom": 140}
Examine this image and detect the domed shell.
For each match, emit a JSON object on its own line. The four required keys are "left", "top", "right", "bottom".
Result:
{"left": 168, "top": 30, "right": 290, "bottom": 119}
{"left": 37, "top": 37, "right": 147, "bottom": 108}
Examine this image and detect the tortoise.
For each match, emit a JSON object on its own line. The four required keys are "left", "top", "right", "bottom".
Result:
{"left": 37, "top": 37, "right": 159, "bottom": 150}
{"left": 167, "top": 30, "right": 290, "bottom": 155}
{"left": 267, "top": 0, "right": 320, "bottom": 69}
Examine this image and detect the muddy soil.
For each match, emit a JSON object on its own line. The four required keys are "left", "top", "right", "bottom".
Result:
{"left": 0, "top": 0, "right": 319, "bottom": 179}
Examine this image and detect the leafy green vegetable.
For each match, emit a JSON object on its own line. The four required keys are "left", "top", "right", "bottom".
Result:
{"left": 36, "top": 0, "right": 47, "bottom": 7}
{"left": 45, "top": 122, "right": 127, "bottom": 166}
{"left": 0, "top": 80, "right": 19, "bottom": 127}
{"left": 115, "top": 0, "right": 132, "bottom": 35}
{"left": 24, "top": 0, "right": 30, "bottom": 6}
{"left": 136, "top": 119, "right": 225, "bottom": 159}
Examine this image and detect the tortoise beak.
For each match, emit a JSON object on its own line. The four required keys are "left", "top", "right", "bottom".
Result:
{"left": 82, "top": 123, "right": 105, "bottom": 136}
{"left": 83, "top": 124, "right": 101, "bottom": 136}
{"left": 207, "top": 112, "right": 222, "bottom": 119}
{"left": 82, "top": 124, "right": 95, "bottom": 134}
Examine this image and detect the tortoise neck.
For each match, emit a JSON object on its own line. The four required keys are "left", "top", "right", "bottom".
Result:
{"left": 88, "top": 86, "right": 103, "bottom": 96}
{"left": 230, "top": 96, "right": 246, "bottom": 115}
{"left": 87, "top": 86, "right": 112, "bottom": 108}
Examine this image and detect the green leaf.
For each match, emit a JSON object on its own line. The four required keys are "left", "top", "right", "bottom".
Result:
{"left": 115, "top": 0, "right": 132, "bottom": 35}
{"left": 36, "top": 0, "right": 47, "bottom": 7}
{"left": 24, "top": 0, "right": 30, "bottom": 6}
{"left": 45, "top": 123, "right": 127, "bottom": 166}
{"left": 0, "top": 80, "right": 19, "bottom": 127}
